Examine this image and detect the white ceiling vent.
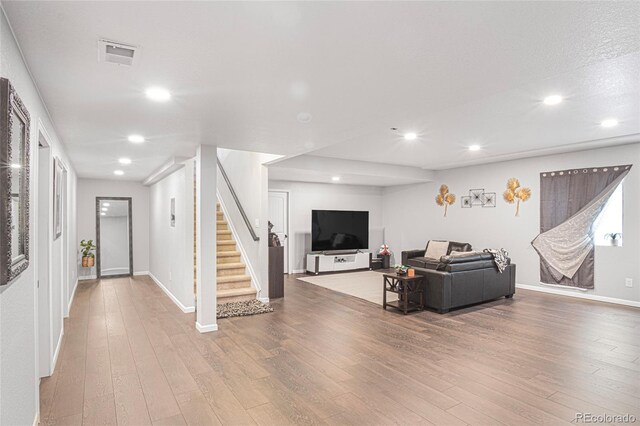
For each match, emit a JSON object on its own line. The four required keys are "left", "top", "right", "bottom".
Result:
{"left": 98, "top": 39, "right": 139, "bottom": 66}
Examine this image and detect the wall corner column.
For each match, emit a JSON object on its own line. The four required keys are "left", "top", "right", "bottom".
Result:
{"left": 195, "top": 145, "right": 217, "bottom": 332}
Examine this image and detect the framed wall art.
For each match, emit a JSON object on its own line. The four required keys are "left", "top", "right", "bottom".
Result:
{"left": 53, "top": 157, "right": 65, "bottom": 240}
{"left": 1, "top": 78, "right": 31, "bottom": 286}
{"left": 170, "top": 197, "right": 176, "bottom": 227}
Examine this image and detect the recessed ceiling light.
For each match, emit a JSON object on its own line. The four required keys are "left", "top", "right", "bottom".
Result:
{"left": 332, "top": 176, "right": 341, "bottom": 182}
{"left": 145, "top": 86, "right": 171, "bottom": 102}
{"left": 296, "top": 112, "right": 312, "bottom": 123}
{"left": 118, "top": 157, "right": 132, "bottom": 165}
{"left": 114, "top": 170, "right": 124, "bottom": 176}
{"left": 102, "top": 207, "right": 108, "bottom": 212}
{"left": 469, "top": 145, "right": 481, "bottom": 151}
{"left": 543, "top": 95, "right": 563, "bottom": 105}
{"left": 404, "top": 133, "right": 417, "bottom": 141}
{"left": 101, "top": 212, "right": 106, "bottom": 216}
{"left": 103, "top": 202, "right": 110, "bottom": 207}
{"left": 600, "top": 118, "right": 618, "bottom": 128}
{"left": 128, "top": 134, "right": 145, "bottom": 143}
{"left": 10, "top": 163, "right": 21, "bottom": 169}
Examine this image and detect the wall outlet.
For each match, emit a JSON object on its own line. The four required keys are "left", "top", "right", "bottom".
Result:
{"left": 625, "top": 278, "right": 633, "bottom": 288}
{"left": 255, "top": 218, "right": 260, "bottom": 228}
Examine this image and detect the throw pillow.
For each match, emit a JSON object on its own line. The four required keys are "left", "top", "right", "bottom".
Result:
{"left": 424, "top": 240, "right": 449, "bottom": 259}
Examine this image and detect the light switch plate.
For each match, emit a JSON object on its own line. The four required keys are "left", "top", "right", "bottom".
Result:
{"left": 625, "top": 278, "right": 633, "bottom": 288}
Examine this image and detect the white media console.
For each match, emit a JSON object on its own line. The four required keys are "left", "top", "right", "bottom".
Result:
{"left": 306, "top": 251, "right": 372, "bottom": 275}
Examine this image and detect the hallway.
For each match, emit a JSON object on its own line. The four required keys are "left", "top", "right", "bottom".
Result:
{"left": 40, "top": 276, "right": 248, "bottom": 426}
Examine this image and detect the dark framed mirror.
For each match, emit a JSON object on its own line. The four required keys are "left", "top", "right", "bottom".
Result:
{"left": 96, "top": 197, "right": 133, "bottom": 278}
{"left": 1, "top": 78, "right": 31, "bottom": 286}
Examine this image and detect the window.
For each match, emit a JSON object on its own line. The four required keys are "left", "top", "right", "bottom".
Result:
{"left": 594, "top": 182, "right": 623, "bottom": 246}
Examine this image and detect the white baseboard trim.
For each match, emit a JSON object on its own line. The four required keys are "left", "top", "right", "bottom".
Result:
{"left": 258, "top": 297, "right": 270, "bottom": 304}
{"left": 78, "top": 274, "right": 97, "bottom": 281}
{"left": 133, "top": 271, "right": 149, "bottom": 276}
{"left": 66, "top": 278, "right": 79, "bottom": 318}
{"left": 33, "top": 411, "right": 39, "bottom": 426}
{"left": 148, "top": 272, "right": 196, "bottom": 313}
{"left": 292, "top": 269, "right": 306, "bottom": 274}
{"left": 196, "top": 322, "right": 218, "bottom": 333}
{"left": 51, "top": 328, "right": 63, "bottom": 373}
{"left": 516, "top": 283, "right": 640, "bottom": 308}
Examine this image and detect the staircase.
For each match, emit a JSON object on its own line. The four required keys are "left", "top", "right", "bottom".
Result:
{"left": 216, "top": 203, "right": 257, "bottom": 303}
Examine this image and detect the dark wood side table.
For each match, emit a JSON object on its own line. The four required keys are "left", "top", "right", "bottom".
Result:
{"left": 383, "top": 273, "right": 425, "bottom": 314}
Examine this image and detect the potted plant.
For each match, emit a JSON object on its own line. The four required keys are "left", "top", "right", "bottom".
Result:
{"left": 604, "top": 233, "right": 622, "bottom": 246}
{"left": 80, "top": 239, "right": 96, "bottom": 267}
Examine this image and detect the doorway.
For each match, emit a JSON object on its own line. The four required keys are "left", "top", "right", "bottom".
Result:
{"left": 268, "top": 190, "right": 289, "bottom": 274}
{"left": 37, "top": 139, "right": 52, "bottom": 377}
{"left": 96, "top": 197, "right": 133, "bottom": 278}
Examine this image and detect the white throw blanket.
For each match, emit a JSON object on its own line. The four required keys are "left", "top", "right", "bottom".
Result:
{"left": 483, "top": 248, "right": 509, "bottom": 273}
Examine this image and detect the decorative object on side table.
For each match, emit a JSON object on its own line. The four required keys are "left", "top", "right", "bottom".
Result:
{"left": 394, "top": 264, "right": 408, "bottom": 276}
{"left": 80, "top": 239, "right": 97, "bottom": 267}
{"left": 503, "top": 177, "right": 531, "bottom": 216}
{"left": 268, "top": 221, "right": 282, "bottom": 247}
{"left": 604, "top": 233, "right": 622, "bottom": 246}
{"left": 435, "top": 184, "right": 456, "bottom": 217}
{"left": 1, "top": 77, "right": 31, "bottom": 286}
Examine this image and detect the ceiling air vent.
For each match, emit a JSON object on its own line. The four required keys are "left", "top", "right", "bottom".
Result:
{"left": 98, "top": 39, "right": 139, "bottom": 66}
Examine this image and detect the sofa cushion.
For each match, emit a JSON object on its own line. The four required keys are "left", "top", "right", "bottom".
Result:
{"left": 441, "top": 252, "right": 493, "bottom": 264}
{"left": 438, "top": 260, "right": 496, "bottom": 272}
{"left": 425, "top": 240, "right": 449, "bottom": 259}
{"left": 448, "top": 241, "right": 472, "bottom": 254}
{"left": 407, "top": 257, "right": 439, "bottom": 270}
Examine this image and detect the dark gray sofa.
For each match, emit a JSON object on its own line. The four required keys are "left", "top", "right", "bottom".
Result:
{"left": 401, "top": 241, "right": 516, "bottom": 313}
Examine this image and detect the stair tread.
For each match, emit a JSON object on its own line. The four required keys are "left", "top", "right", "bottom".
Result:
{"left": 216, "top": 220, "right": 227, "bottom": 224}
{"left": 217, "top": 263, "right": 246, "bottom": 270}
{"left": 218, "top": 287, "right": 256, "bottom": 297}
{"left": 218, "top": 251, "right": 241, "bottom": 257}
{"left": 216, "top": 230, "right": 231, "bottom": 234}
{"left": 217, "top": 274, "right": 251, "bottom": 283}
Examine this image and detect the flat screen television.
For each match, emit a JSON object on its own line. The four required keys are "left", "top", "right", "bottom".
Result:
{"left": 312, "top": 210, "right": 369, "bottom": 252}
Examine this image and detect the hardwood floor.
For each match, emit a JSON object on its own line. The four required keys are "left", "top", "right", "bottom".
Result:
{"left": 41, "top": 274, "right": 640, "bottom": 425}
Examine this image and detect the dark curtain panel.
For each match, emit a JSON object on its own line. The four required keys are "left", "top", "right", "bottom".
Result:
{"left": 538, "top": 165, "right": 631, "bottom": 289}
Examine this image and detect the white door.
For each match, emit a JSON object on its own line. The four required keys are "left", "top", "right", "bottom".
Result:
{"left": 268, "top": 191, "right": 289, "bottom": 273}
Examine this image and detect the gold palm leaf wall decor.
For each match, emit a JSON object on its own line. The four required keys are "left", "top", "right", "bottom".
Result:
{"left": 503, "top": 178, "right": 531, "bottom": 216}
{"left": 435, "top": 184, "right": 456, "bottom": 217}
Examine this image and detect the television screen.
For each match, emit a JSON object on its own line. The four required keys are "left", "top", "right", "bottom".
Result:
{"left": 312, "top": 210, "right": 369, "bottom": 252}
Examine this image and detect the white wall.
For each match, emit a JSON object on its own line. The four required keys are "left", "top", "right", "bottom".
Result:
{"left": 77, "top": 179, "right": 149, "bottom": 278}
{"left": 0, "top": 8, "right": 78, "bottom": 426}
{"left": 149, "top": 165, "right": 195, "bottom": 311}
{"left": 268, "top": 180, "right": 385, "bottom": 273}
{"left": 383, "top": 143, "right": 640, "bottom": 304}
{"left": 99, "top": 216, "right": 130, "bottom": 275}
{"left": 218, "top": 149, "right": 269, "bottom": 300}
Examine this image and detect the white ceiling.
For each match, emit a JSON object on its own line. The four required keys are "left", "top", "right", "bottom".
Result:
{"left": 3, "top": 1, "right": 639, "bottom": 182}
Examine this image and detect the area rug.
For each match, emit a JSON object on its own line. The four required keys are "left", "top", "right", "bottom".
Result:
{"left": 217, "top": 300, "right": 273, "bottom": 319}
{"left": 297, "top": 271, "right": 397, "bottom": 306}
